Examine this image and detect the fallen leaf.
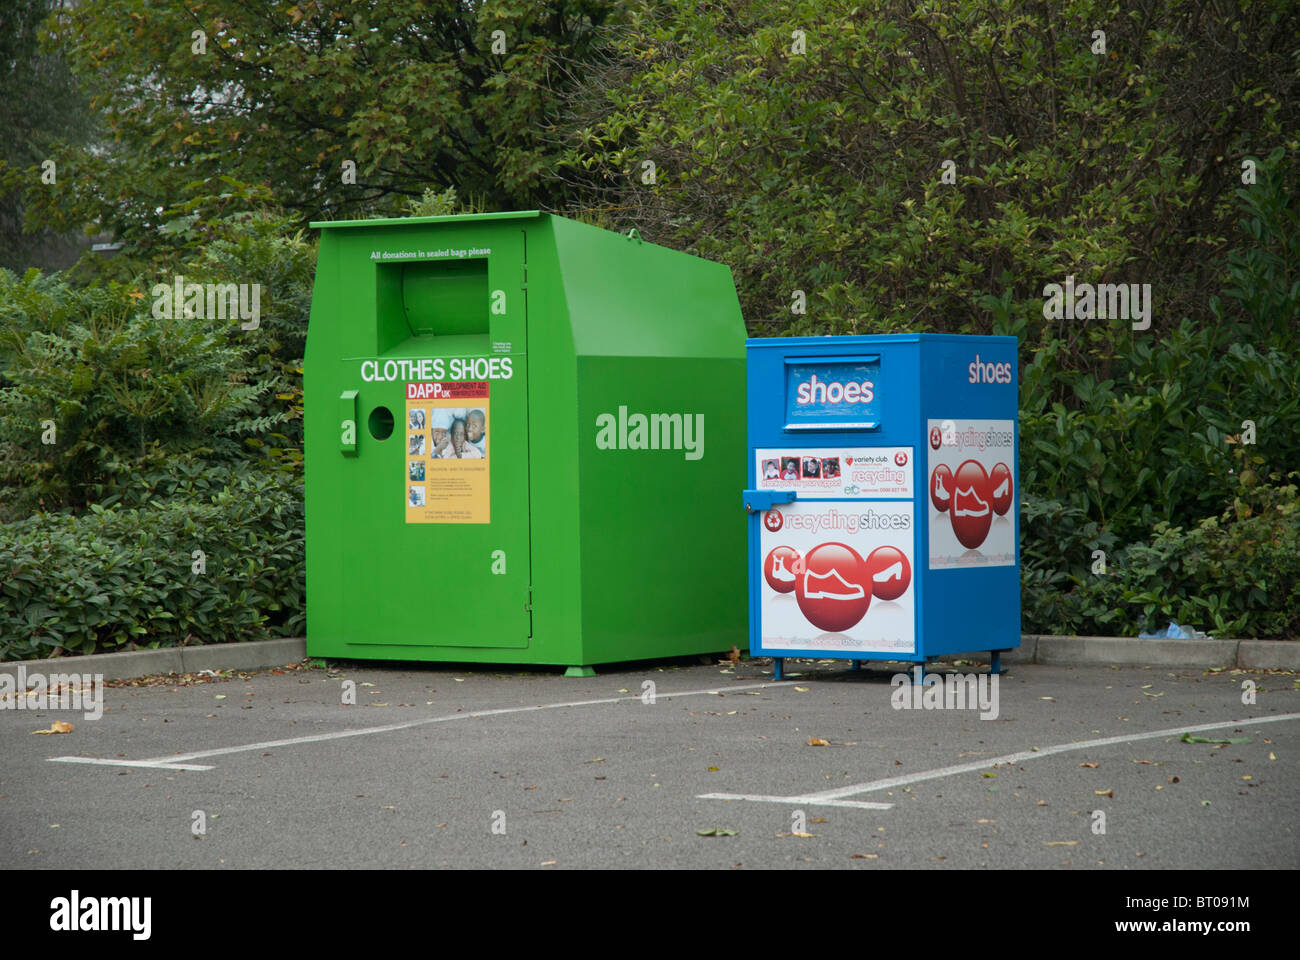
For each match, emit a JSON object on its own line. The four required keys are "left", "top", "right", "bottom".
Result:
{"left": 1269, "top": 752, "right": 1276, "bottom": 761}
{"left": 31, "top": 721, "right": 75, "bottom": 735}
{"left": 1168, "top": 776, "right": 1180, "bottom": 783}
{"left": 584, "top": 758, "right": 605, "bottom": 764}
{"left": 973, "top": 819, "right": 996, "bottom": 823}
{"left": 1044, "top": 841, "right": 1079, "bottom": 846}
{"left": 850, "top": 853, "right": 879, "bottom": 859}
{"left": 541, "top": 860, "right": 557, "bottom": 866}
{"left": 696, "top": 828, "right": 738, "bottom": 837}
{"left": 1095, "top": 789, "right": 1114, "bottom": 797}
{"left": 707, "top": 766, "right": 719, "bottom": 772}
{"left": 981, "top": 772, "right": 996, "bottom": 778}
{"left": 806, "top": 737, "right": 830, "bottom": 747}
{"left": 794, "top": 686, "right": 809, "bottom": 692}
{"left": 1078, "top": 762, "right": 1099, "bottom": 768}
{"left": 1181, "top": 733, "right": 1250, "bottom": 744}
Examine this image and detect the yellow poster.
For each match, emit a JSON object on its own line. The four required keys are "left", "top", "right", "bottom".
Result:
{"left": 404, "top": 381, "right": 490, "bottom": 524}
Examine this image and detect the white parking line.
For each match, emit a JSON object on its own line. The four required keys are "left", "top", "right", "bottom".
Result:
{"left": 47, "top": 681, "right": 794, "bottom": 771}
{"left": 43, "top": 757, "right": 215, "bottom": 772}
{"left": 700, "top": 711, "right": 1300, "bottom": 810}
{"left": 695, "top": 793, "right": 895, "bottom": 811}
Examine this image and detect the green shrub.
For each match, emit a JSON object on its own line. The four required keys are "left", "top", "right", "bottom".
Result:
{"left": 1025, "top": 473, "right": 1300, "bottom": 640}
{"left": 0, "top": 465, "right": 303, "bottom": 661}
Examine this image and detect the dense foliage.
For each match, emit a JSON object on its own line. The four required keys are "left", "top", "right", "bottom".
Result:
{"left": 0, "top": 0, "right": 1296, "bottom": 658}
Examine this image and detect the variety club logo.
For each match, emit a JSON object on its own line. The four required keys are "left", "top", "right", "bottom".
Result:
{"left": 930, "top": 460, "right": 1012, "bottom": 549}
{"left": 929, "top": 426, "right": 942, "bottom": 450}
{"left": 763, "top": 541, "right": 911, "bottom": 633}
{"left": 893, "top": 450, "right": 908, "bottom": 467}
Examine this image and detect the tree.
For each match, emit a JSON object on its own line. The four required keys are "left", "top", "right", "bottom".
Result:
{"left": 14, "top": 0, "right": 624, "bottom": 254}
{"left": 0, "top": 0, "right": 97, "bottom": 272}
{"left": 558, "top": 0, "right": 1299, "bottom": 365}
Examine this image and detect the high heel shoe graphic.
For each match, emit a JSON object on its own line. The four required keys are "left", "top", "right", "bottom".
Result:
{"left": 872, "top": 560, "right": 903, "bottom": 583}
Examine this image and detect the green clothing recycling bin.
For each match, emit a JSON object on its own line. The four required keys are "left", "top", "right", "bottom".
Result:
{"left": 304, "top": 211, "right": 746, "bottom": 674}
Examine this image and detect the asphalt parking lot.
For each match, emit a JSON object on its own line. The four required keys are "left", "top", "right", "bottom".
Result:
{"left": 3, "top": 658, "right": 1296, "bottom": 869}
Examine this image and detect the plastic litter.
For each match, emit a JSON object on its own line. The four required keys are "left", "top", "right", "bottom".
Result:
{"left": 1139, "top": 620, "right": 1214, "bottom": 639}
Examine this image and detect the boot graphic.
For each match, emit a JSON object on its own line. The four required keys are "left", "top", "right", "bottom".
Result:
{"left": 934, "top": 473, "right": 949, "bottom": 499}
{"left": 804, "top": 567, "right": 865, "bottom": 600}
{"left": 953, "top": 485, "right": 990, "bottom": 517}
{"left": 993, "top": 477, "right": 1009, "bottom": 499}
{"left": 872, "top": 560, "right": 903, "bottom": 583}
{"left": 771, "top": 554, "right": 795, "bottom": 583}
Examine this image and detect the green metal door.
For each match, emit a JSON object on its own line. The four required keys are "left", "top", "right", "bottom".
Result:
{"left": 341, "top": 232, "right": 531, "bottom": 649}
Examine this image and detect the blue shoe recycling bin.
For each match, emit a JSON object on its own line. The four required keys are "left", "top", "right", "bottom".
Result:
{"left": 742, "top": 334, "right": 1020, "bottom": 679}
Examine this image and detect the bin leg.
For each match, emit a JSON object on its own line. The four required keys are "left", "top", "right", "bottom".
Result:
{"left": 772, "top": 658, "right": 784, "bottom": 681}
{"left": 564, "top": 666, "right": 596, "bottom": 678}
{"left": 911, "top": 661, "right": 928, "bottom": 685}
{"left": 989, "top": 651, "right": 1006, "bottom": 675}
{"left": 850, "top": 660, "right": 861, "bottom": 672}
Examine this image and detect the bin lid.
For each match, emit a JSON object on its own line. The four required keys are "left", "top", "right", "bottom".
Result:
{"left": 309, "top": 210, "right": 543, "bottom": 230}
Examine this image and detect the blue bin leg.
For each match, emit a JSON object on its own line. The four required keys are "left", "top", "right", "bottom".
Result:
{"left": 850, "top": 660, "right": 861, "bottom": 672}
{"left": 990, "top": 651, "right": 1006, "bottom": 675}
{"left": 772, "top": 657, "right": 784, "bottom": 681}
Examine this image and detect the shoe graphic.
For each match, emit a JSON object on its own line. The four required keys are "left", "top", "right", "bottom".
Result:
{"left": 803, "top": 567, "right": 865, "bottom": 601}
{"left": 771, "top": 555, "right": 795, "bottom": 583}
{"left": 993, "top": 477, "right": 1009, "bottom": 498}
{"left": 953, "top": 485, "right": 990, "bottom": 517}
{"left": 872, "top": 560, "right": 903, "bottom": 583}
{"left": 934, "top": 474, "right": 949, "bottom": 499}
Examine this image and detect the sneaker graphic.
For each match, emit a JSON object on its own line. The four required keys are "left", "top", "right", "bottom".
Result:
{"left": 953, "top": 485, "right": 990, "bottom": 517}
{"left": 934, "top": 474, "right": 949, "bottom": 499}
{"left": 993, "top": 477, "right": 1009, "bottom": 498}
{"left": 771, "top": 554, "right": 795, "bottom": 583}
{"left": 803, "top": 567, "right": 865, "bottom": 601}
{"left": 872, "top": 560, "right": 903, "bottom": 583}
